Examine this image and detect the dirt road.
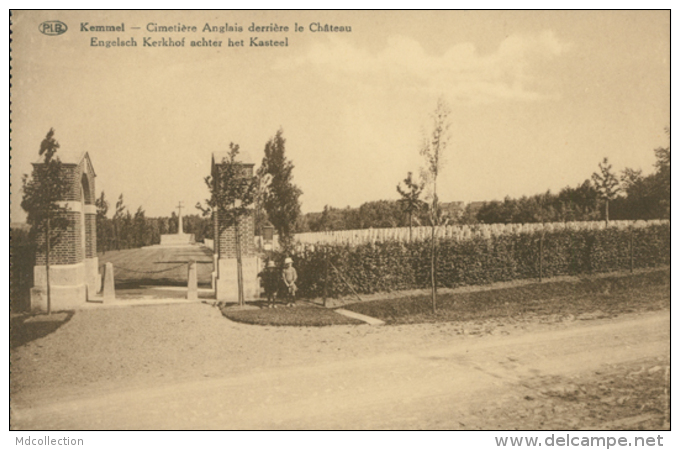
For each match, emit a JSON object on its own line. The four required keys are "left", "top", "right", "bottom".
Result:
{"left": 10, "top": 305, "right": 669, "bottom": 430}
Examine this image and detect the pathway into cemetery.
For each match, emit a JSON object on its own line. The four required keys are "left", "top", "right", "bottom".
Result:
{"left": 97, "top": 245, "right": 214, "bottom": 298}
{"left": 10, "top": 304, "right": 669, "bottom": 430}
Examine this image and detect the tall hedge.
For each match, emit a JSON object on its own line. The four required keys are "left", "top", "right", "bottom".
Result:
{"left": 279, "top": 223, "right": 670, "bottom": 299}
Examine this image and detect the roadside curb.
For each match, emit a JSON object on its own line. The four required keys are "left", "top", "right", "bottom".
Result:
{"left": 334, "top": 308, "right": 385, "bottom": 326}
{"left": 79, "top": 298, "right": 203, "bottom": 309}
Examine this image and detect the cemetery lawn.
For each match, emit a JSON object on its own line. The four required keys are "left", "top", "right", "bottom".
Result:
{"left": 97, "top": 246, "right": 213, "bottom": 288}
{"left": 221, "top": 303, "right": 364, "bottom": 327}
{"left": 342, "top": 268, "right": 670, "bottom": 326}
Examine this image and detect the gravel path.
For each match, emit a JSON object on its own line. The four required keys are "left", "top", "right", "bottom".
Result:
{"left": 11, "top": 300, "right": 666, "bottom": 406}
{"left": 10, "top": 304, "right": 670, "bottom": 430}
{"left": 10, "top": 302, "right": 473, "bottom": 405}
{"left": 11, "top": 300, "right": 609, "bottom": 407}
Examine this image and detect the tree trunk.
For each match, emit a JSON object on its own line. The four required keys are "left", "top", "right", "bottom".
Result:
{"left": 605, "top": 200, "right": 610, "bottom": 227}
{"left": 46, "top": 216, "right": 52, "bottom": 315}
{"left": 323, "top": 248, "right": 329, "bottom": 308}
{"left": 630, "top": 229, "right": 634, "bottom": 274}
{"left": 539, "top": 232, "right": 544, "bottom": 282}
{"left": 235, "top": 219, "right": 245, "bottom": 306}
{"left": 431, "top": 185, "right": 438, "bottom": 314}
{"left": 408, "top": 213, "right": 412, "bottom": 243}
{"left": 431, "top": 221, "right": 436, "bottom": 314}
{"left": 114, "top": 221, "right": 119, "bottom": 250}
{"left": 214, "top": 213, "right": 220, "bottom": 281}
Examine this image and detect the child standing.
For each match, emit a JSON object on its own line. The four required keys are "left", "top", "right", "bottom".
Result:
{"left": 282, "top": 257, "right": 298, "bottom": 307}
{"left": 258, "top": 260, "right": 279, "bottom": 307}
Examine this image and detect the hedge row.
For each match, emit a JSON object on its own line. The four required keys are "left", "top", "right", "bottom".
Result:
{"left": 10, "top": 242, "right": 36, "bottom": 312}
{"left": 273, "top": 223, "right": 670, "bottom": 299}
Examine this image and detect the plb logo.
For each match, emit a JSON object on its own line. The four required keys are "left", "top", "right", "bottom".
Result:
{"left": 39, "top": 21, "right": 68, "bottom": 36}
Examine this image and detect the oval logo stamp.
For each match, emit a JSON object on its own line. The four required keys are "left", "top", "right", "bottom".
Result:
{"left": 39, "top": 21, "right": 68, "bottom": 36}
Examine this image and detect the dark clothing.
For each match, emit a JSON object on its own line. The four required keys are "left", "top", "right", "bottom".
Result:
{"left": 258, "top": 268, "right": 279, "bottom": 300}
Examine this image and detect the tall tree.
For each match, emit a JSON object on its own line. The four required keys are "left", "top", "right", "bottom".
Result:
{"left": 257, "top": 129, "right": 302, "bottom": 252}
{"left": 133, "top": 206, "right": 148, "bottom": 247}
{"left": 396, "top": 171, "right": 425, "bottom": 242}
{"left": 615, "top": 128, "right": 670, "bottom": 220}
{"left": 168, "top": 211, "right": 178, "bottom": 234}
{"left": 591, "top": 157, "right": 620, "bottom": 225}
{"left": 112, "top": 194, "right": 126, "bottom": 250}
{"left": 358, "top": 200, "right": 402, "bottom": 228}
{"left": 21, "top": 128, "right": 70, "bottom": 314}
{"left": 420, "top": 98, "right": 451, "bottom": 314}
{"left": 120, "top": 210, "right": 133, "bottom": 249}
{"left": 197, "top": 143, "right": 257, "bottom": 306}
{"left": 557, "top": 180, "right": 600, "bottom": 222}
{"left": 254, "top": 172, "right": 272, "bottom": 237}
{"left": 95, "top": 191, "right": 109, "bottom": 253}
{"left": 319, "top": 205, "right": 332, "bottom": 231}
{"left": 653, "top": 127, "right": 670, "bottom": 218}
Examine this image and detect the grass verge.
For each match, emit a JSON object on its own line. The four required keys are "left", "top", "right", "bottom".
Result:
{"left": 221, "top": 303, "right": 364, "bottom": 327}
{"left": 10, "top": 312, "right": 75, "bottom": 349}
{"left": 343, "top": 269, "right": 670, "bottom": 325}
{"left": 473, "top": 356, "right": 669, "bottom": 430}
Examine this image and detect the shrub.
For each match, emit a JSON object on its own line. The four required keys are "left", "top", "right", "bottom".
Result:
{"left": 10, "top": 239, "right": 36, "bottom": 313}
{"left": 278, "top": 223, "right": 670, "bottom": 299}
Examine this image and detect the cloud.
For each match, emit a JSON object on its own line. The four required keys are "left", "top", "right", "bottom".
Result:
{"left": 279, "top": 31, "right": 571, "bottom": 102}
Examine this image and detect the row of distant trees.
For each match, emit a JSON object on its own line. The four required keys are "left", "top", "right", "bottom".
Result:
{"left": 299, "top": 201, "right": 415, "bottom": 232}
{"left": 94, "top": 192, "right": 213, "bottom": 252}
{"left": 475, "top": 132, "right": 670, "bottom": 225}
{"left": 294, "top": 129, "right": 670, "bottom": 232}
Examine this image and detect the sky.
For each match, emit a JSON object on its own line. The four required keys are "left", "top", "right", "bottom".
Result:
{"left": 10, "top": 10, "right": 670, "bottom": 222}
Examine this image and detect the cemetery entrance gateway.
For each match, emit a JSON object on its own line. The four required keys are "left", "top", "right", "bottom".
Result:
{"left": 28, "top": 149, "right": 262, "bottom": 309}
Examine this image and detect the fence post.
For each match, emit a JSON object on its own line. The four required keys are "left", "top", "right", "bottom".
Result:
{"left": 187, "top": 259, "right": 198, "bottom": 301}
{"left": 323, "top": 248, "right": 329, "bottom": 307}
{"left": 630, "top": 229, "right": 634, "bottom": 274}
{"left": 539, "top": 233, "right": 544, "bottom": 282}
{"left": 331, "top": 261, "right": 363, "bottom": 302}
{"left": 103, "top": 262, "right": 116, "bottom": 301}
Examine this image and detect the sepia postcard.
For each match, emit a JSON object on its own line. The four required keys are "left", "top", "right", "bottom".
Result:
{"left": 9, "top": 9, "right": 671, "bottom": 441}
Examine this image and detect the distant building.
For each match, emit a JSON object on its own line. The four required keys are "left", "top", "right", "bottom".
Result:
{"left": 466, "top": 201, "right": 486, "bottom": 215}
{"left": 439, "top": 201, "right": 465, "bottom": 218}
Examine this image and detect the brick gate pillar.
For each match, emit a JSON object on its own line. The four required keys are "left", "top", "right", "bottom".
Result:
{"left": 211, "top": 151, "right": 261, "bottom": 302}
{"left": 30, "top": 151, "right": 99, "bottom": 312}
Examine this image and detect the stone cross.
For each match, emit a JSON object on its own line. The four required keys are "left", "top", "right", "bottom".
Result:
{"left": 177, "top": 201, "right": 184, "bottom": 234}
